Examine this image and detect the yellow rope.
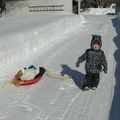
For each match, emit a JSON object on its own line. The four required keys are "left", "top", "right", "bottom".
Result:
{"left": 1, "top": 80, "right": 13, "bottom": 88}
{"left": 8, "top": 80, "right": 13, "bottom": 85}
{"left": 3, "top": 68, "right": 70, "bottom": 88}
{"left": 46, "top": 69, "right": 71, "bottom": 80}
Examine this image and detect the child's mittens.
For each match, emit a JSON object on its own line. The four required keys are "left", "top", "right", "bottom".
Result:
{"left": 76, "top": 61, "right": 80, "bottom": 67}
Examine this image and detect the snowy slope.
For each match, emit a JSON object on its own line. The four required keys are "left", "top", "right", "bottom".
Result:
{"left": 0, "top": 15, "right": 85, "bottom": 81}
{"left": 0, "top": 7, "right": 119, "bottom": 120}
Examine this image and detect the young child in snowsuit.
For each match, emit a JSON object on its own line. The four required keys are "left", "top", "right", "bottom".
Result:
{"left": 76, "top": 35, "right": 107, "bottom": 90}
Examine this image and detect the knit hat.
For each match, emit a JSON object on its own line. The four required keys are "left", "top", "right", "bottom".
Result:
{"left": 91, "top": 35, "right": 102, "bottom": 48}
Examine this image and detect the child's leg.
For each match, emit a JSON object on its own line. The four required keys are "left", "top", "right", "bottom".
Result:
{"left": 84, "top": 71, "right": 92, "bottom": 88}
{"left": 92, "top": 73, "right": 100, "bottom": 88}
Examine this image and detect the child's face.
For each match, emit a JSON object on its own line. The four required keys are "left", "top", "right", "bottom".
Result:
{"left": 93, "top": 43, "right": 100, "bottom": 50}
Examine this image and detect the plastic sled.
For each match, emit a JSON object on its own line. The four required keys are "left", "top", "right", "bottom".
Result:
{"left": 12, "top": 67, "right": 46, "bottom": 86}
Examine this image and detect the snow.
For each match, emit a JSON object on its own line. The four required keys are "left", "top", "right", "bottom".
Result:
{"left": 0, "top": 15, "right": 85, "bottom": 81}
{"left": 81, "top": 8, "right": 115, "bottom": 15}
{"left": 0, "top": 3, "right": 120, "bottom": 120}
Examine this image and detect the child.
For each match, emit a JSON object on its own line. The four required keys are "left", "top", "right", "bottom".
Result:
{"left": 76, "top": 35, "right": 107, "bottom": 90}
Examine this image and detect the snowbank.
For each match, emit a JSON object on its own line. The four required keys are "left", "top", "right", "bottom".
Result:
{"left": 0, "top": 15, "right": 86, "bottom": 81}
{"left": 81, "top": 8, "right": 115, "bottom": 15}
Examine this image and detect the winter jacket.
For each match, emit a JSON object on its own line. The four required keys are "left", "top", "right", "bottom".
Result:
{"left": 77, "top": 48, "right": 107, "bottom": 73}
{"left": 76, "top": 35, "right": 107, "bottom": 73}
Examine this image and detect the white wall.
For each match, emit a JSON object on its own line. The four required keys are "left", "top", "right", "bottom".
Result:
{"left": 64, "top": 0, "right": 72, "bottom": 13}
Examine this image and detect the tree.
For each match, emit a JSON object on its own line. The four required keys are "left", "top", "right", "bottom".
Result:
{"left": 115, "top": 0, "right": 120, "bottom": 14}
{"left": 80, "top": 0, "right": 117, "bottom": 9}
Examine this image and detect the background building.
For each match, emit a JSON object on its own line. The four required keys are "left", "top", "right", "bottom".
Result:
{"left": 29, "top": 0, "right": 72, "bottom": 14}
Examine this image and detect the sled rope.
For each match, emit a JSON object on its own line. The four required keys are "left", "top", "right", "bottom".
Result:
{"left": 2, "top": 68, "right": 70, "bottom": 88}
{"left": 46, "top": 69, "right": 71, "bottom": 80}
{"left": 1, "top": 80, "right": 13, "bottom": 88}
{"left": 8, "top": 80, "right": 13, "bottom": 85}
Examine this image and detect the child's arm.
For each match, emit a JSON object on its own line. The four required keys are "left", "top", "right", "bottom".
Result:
{"left": 101, "top": 51, "right": 108, "bottom": 73}
{"left": 76, "top": 50, "right": 87, "bottom": 67}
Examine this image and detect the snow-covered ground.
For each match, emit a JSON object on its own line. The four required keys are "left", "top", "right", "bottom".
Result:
{"left": 0, "top": 3, "right": 120, "bottom": 120}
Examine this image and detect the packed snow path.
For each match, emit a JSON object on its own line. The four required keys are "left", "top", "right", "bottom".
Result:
{"left": 0, "top": 15, "right": 119, "bottom": 120}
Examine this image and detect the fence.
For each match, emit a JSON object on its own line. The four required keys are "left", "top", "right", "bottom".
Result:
{"left": 29, "top": 5, "right": 64, "bottom": 12}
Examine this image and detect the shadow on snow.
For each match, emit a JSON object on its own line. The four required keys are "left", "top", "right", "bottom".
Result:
{"left": 109, "top": 18, "right": 120, "bottom": 120}
{"left": 61, "top": 64, "right": 84, "bottom": 90}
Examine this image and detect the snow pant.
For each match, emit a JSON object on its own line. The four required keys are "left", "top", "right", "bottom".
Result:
{"left": 83, "top": 71, "right": 100, "bottom": 88}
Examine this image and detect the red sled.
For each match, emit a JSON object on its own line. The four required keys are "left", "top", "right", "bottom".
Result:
{"left": 12, "top": 67, "right": 46, "bottom": 86}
